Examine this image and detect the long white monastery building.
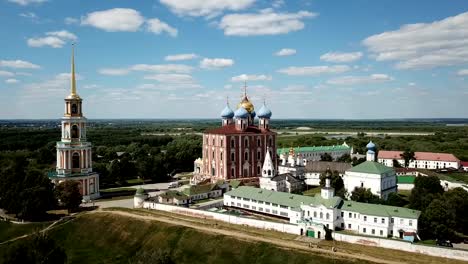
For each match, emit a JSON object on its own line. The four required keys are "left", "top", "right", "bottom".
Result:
{"left": 378, "top": 151, "right": 460, "bottom": 170}
{"left": 224, "top": 182, "right": 420, "bottom": 239}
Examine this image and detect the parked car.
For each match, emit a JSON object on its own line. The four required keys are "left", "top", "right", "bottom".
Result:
{"left": 168, "top": 182, "right": 179, "bottom": 188}
{"left": 436, "top": 239, "right": 453, "bottom": 247}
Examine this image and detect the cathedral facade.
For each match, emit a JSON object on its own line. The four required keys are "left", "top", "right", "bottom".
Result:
{"left": 49, "top": 46, "right": 100, "bottom": 200}
{"left": 193, "top": 90, "right": 277, "bottom": 183}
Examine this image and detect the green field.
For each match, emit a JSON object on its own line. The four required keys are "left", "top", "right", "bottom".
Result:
{"left": 0, "top": 214, "right": 363, "bottom": 264}
{"left": 0, "top": 221, "right": 49, "bottom": 243}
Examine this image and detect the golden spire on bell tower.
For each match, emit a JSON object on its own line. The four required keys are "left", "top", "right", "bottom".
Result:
{"left": 69, "top": 43, "right": 79, "bottom": 98}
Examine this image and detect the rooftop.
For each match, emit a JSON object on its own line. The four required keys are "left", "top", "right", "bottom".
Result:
{"left": 159, "top": 190, "right": 189, "bottom": 200}
{"left": 225, "top": 186, "right": 342, "bottom": 209}
{"left": 305, "top": 161, "right": 352, "bottom": 173}
{"left": 183, "top": 184, "right": 218, "bottom": 196}
{"left": 277, "top": 145, "right": 351, "bottom": 154}
{"left": 339, "top": 200, "right": 420, "bottom": 219}
{"left": 348, "top": 161, "right": 394, "bottom": 175}
{"left": 271, "top": 173, "right": 301, "bottom": 183}
{"left": 378, "top": 150, "right": 460, "bottom": 163}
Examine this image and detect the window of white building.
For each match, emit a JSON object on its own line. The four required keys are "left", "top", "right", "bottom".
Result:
{"left": 381, "top": 218, "right": 385, "bottom": 224}
{"left": 364, "top": 216, "right": 367, "bottom": 221}
{"left": 363, "top": 228, "right": 367, "bottom": 233}
{"left": 409, "top": 220, "right": 413, "bottom": 226}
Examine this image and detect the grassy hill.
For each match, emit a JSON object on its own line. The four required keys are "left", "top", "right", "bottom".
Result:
{"left": 1, "top": 213, "right": 364, "bottom": 264}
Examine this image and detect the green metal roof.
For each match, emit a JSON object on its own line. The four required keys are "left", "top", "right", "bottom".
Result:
{"left": 226, "top": 186, "right": 420, "bottom": 219}
{"left": 183, "top": 184, "right": 218, "bottom": 196}
{"left": 339, "top": 200, "right": 420, "bottom": 219}
{"left": 349, "top": 161, "right": 394, "bottom": 175}
{"left": 225, "top": 186, "right": 342, "bottom": 209}
{"left": 277, "top": 145, "right": 351, "bottom": 155}
{"left": 229, "top": 180, "right": 242, "bottom": 188}
{"left": 160, "top": 190, "right": 189, "bottom": 200}
{"left": 135, "top": 187, "right": 147, "bottom": 195}
{"left": 397, "top": 176, "right": 415, "bottom": 184}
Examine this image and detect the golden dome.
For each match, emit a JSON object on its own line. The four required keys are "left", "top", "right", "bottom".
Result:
{"left": 238, "top": 96, "right": 255, "bottom": 113}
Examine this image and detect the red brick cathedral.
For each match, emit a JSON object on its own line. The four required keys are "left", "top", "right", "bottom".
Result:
{"left": 193, "top": 89, "right": 277, "bottom": 184}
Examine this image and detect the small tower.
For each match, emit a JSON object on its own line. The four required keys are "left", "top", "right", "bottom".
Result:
{"left": 296, "top": 151, "right": 303, "bottom": 166}
{"left": 287, "top": 147, "right": 296, "bottom": 166}
{"left": 234, "top": 107, "right": 249, "bottom": 131}
{"left": 280, "top": 151, "right": 286, "bottom": 166}
{"left": 134, "top": 187, "right": 148, "bottom": 208}
{"left": 321, "top": 168, "right": 335, "bottom": 199}
{"left": 220, "top": 98, "right": 234, "bottom": 127}
{"left": 262, "top": 147, "right": 275, "bottom": 178}
{"left": 366, "top": 141, "right": 377, "bottom": 161}
{"left": 257, "top": 100, "right": 272, "bottom": 131}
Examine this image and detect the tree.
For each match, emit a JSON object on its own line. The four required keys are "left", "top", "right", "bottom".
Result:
{"left": 385, "top": 192, "right": 407, "bottom": 207}
{"left": 442, "top": 187, "right": 468, "bottom": 235}
{"left": 319, "top": 170, "right": 346, "bottom": 198}
{"left": 4, "top": 233, "right": 67, "bottom": 264}
{"left": 55, "top": 180, "right": 82, "bottom": 213}
{"left": 419, "top": 198, "right": 456, "bottom": 241}
{"left": 400, "top": 150, "right": 415, "bottom": 168}
{"left": 320, "top": 153, "right": 333, "bottom": 162}
{"left": 337, "top": 154, "right": 351, "bottom": 163}
{"left": 409, "top": 176, "right": 443, "bottom": 210}
{"left": 352, "top": 157, "right": 366, "bottom": 166}
{"left": 0, "top": 157, "right": 56, "bottom": 220}
{"left": 392, "top": 159, "right": 402, "bottom": 168}
{"left": 350, "top": 187, "right": 381, "bottom": 203}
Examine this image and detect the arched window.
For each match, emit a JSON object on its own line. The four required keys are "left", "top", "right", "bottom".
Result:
{"left": 212, "top": 151, "right": 215, "bottom": 159}
{"left": 313, "top": 211, "right": 317, "bottom": 218}
{"left": 231, "top": 139, "right": 235, "bottom": 148}
{"left": 72, "top": 152, "right": 80, "bottom": 169}
{"left": 320, "top": 212, "right": 323, "bottom": 219}
{"left": 211, "top": 167, "right": 215, "bottom": 176}
{"left": 71, "top": 104, "right": 77, "bottom": 114}
{"left": 257, "top": 138, "right": 261, "bottom": 146}
{"left": 231, "top": 153, "right": 235, "bottom": 161}
{"left": 268, "top": 170, "right": 271, "bottom": 176}
{"left": 243, "top": 168, "right": 248, "bottom": 176}
{"left": 231, "top": 168, "right": 235, "bottom": 177}
{"left": 269, "top": 138, "right": 272, "bottom": 146}
{"left": 71, "top": 125, "right": 79, "bottom": 139}
{"left": 220, "top": 152, "right": 223, "bottom": 161}
{"left": 257, "top": 151, "right": 261, "bottom": 159}
{"left": 326, "top": 213, "right": 330, "bottom": 220}
{"left": 244, "top": 152, "right": 248, "bottom": 161}
{"left": 257, "top": 166, "right": 261, "bottom": 174}
{"left": 245, "top": 138, "right": 249, "bottom": 147}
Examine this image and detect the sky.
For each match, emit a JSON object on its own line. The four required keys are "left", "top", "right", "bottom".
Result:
{"left": 0, "top": 0, "right": 467, "bottom": 119}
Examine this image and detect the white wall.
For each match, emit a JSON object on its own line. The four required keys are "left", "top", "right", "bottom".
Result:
{"left": 143, "top": 201, "right": 301, "bottom": 235}
{"left": 379, "top": 158, "right": 460, "bottom": 170}
{"left": 333, "top": 232, "right": 468, "bottom": 262}
{"left": 343, "top": 171, "right": 397, "bottom": 199}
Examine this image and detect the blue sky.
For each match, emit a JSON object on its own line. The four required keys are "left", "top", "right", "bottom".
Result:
{"left": 0, "top": 0, "right": 467, "bottom": 119}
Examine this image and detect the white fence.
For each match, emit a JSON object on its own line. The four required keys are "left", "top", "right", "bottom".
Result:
{"left": 143, "top": 201, "right": 301, "bottom": 235}
{"left": 333, "top": 232, "right": 468, "bottom": 261}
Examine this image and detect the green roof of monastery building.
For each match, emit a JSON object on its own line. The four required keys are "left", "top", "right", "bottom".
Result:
{"left": 226, "top": 186, "right": 420, "bottom": 219}
{"left": 277, "top": 145, "right": 351, "bottom": 155}
{"left": 397, "top": 175, "right": 416, "bottom": 184}
{"left": 348, "top": 161, "right": 394, "bottom": 175}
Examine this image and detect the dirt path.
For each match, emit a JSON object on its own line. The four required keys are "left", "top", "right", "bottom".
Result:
{"left": 90, "top": 210, "right": 403, "bottom": 264}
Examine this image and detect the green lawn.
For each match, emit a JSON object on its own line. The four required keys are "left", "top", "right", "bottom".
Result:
{"left": 100, "top": 187, "right": 136, "bottom": 193}
{"left": 1, "top": 213, "right": 364, "bottom": 264}
{"left": 0, "top": 221, "right": 49, "bottom": 243}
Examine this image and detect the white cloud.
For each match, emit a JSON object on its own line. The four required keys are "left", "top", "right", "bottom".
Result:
{"left": 0, "top": 60, "right": 40, "bottom": 69}
{"left": 0, "top": 70, "right": 14, "bottom": 77}
{"left": 65, "top": 17, "right": 79, "bottom": 25}
{"left": 27, "top": 30, "right": 77, "bottom": 48}
{"left": 98, "top": 68, "right": 130, "bottom": 76}
{"left": 144, "top": 73, "right": 194, "bottom": 84}
{"left": 219, "top": 9, "right": 317, "bottom": 36}
{"left": 200, "top": 58, "right": 234, "bottom": 69}
{"left": 408, "top": 82, "right": 416, "bottom": 86}
{"left": 272, "top": 0, "right": 284, "bottom": 8}
{"left": 27, "top": 36, "right": 64, "bottom": 48}
{"left": 146, "top": 18, "right": 178, "bottom": 37}
{"left": 81, "top": 8, "right": 145, "bottom": 32}
{"left": 19, "top": 12, "right": 38, "bottom": 19}
{"left": 274, "top": 48, "right": 296, "bottom": 56}
{"left": 130, "top": 64, "right": 193, "bottom": 73}
{"left": 46, "top": 30, "right": 77, "bottom": 40}
{"left": 457, "top": 69, "right": 468, "bottom": 76}
{"left": 5, "top": 79, "right": 19, "bottom": 84}
{"left": 160, "top": 0, "right": 255, "bottom": 17}
{"left": 327, "top": 74, "right": 393, "bottom": 85}
{"left": 320, "top": 52, "right": 363, "bottom": 63}
{"left": 8, "top": 0, "right": 46, "bottom": 6}
{"left": 231, "top": 74, "right": 272, "bottom": 82}
{"left": 363, "top": 12, "right": 468, "bottom": 69}
{"left": 277, "top": 65, "right": 350, "bottom": 76}
{"left": 20, "top": 72, "right": 82, "bottom": 100}
{"left": 165, "top": 53, "right": 198, "bottom": 61}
